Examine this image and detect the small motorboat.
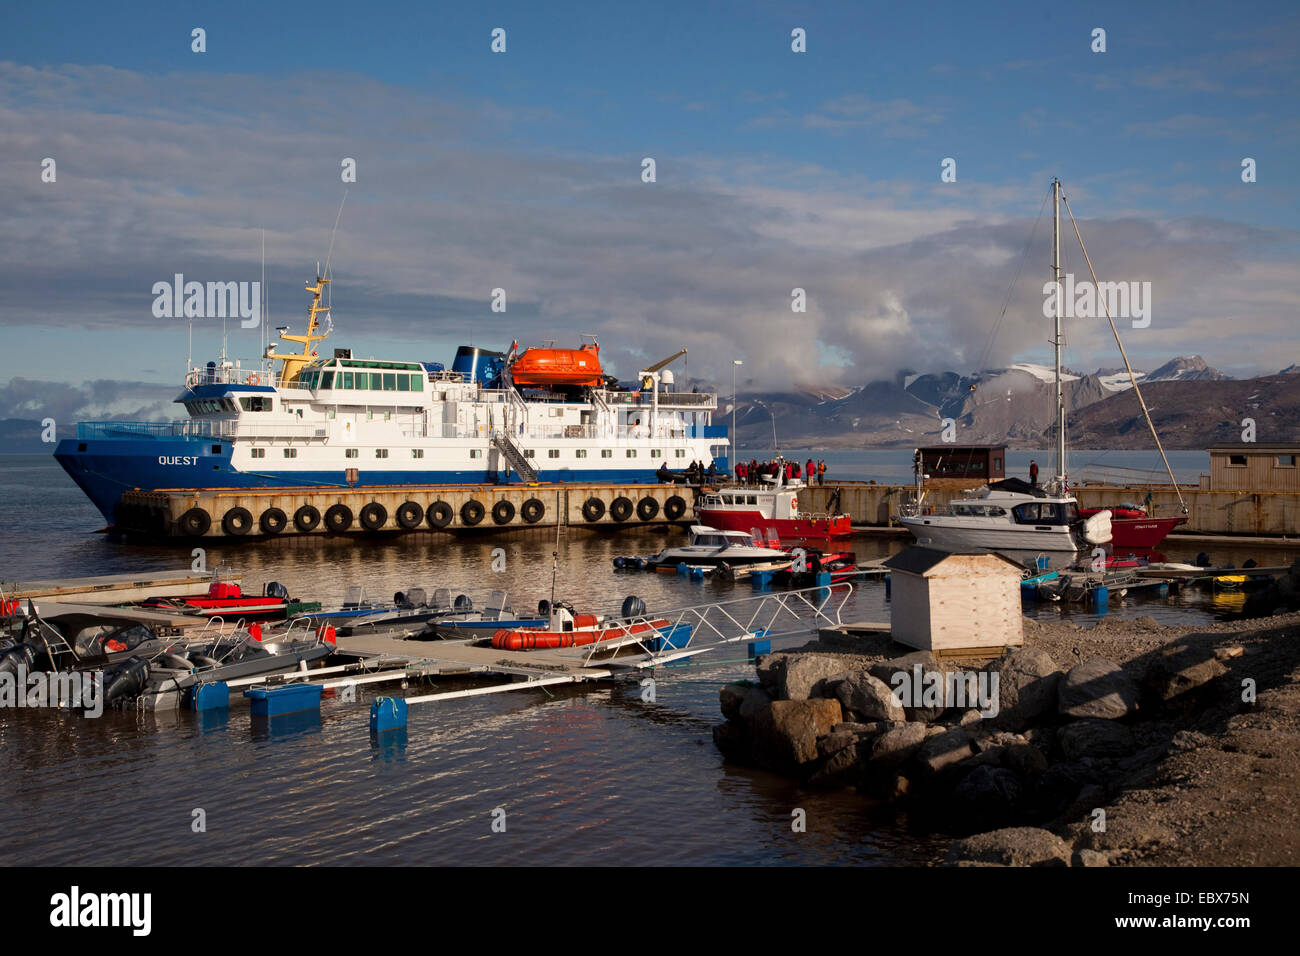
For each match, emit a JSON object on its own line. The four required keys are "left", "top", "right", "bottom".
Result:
{"left": 617, "top": 526, "right": 792, "bottom": 572}
{"left": 770, "top": 549, "right": 858, "bottom": 587}
{"left": 141, "top": 579, "right": 292, "bottom": 619}
{"left": 489, "top": 596, "right": 670, "bottom": 651}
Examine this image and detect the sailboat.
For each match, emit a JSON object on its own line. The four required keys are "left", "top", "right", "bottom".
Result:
{"left": 899, "top": 178, "right": 1190, "bottom": 564}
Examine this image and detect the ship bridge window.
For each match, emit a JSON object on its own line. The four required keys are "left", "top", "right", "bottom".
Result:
{"left": 320, "top": 372, "right": 334, "bottom": 389}
{"left": 239, "top": 396, "right": 272, "bottom": 412}
{"left": 383, "top": 373, "right": 396, "bottom": 390}
{"left": 576, "top": 449, "right": 587, "bottom": 458}
{"left": 341, "top": 372, "right": 353, "bottom": 389}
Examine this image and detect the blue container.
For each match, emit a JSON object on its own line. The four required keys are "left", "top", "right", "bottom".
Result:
{"left": 751, "top": 571, "right": 772, "bottom": 590}
{"left": 814, "top": 571, "right": 832, "bottom": 586}
{"left": 1094, "top": 584, "right": 1109, "bottom": 607}
{"left": 652, "top": 623, "right": 694, "bottom": 652}
{"left": 676, "top": 562, "right": 689, "bottom": 577}
{"left": 747, "top": 636, "right": 772, "bottom": 659}
{"left": 1158, "top": 582, "right": 1170, "bottom": 597}
{"left": 244, "top": 682, "right": 323, "bottom": 718}
{"left": 191, "top": 681, "right": 229, "bottom": 712}
{"left": 1036, "top": 555, "right": 1051, "bottom": 570}
{"left": 370, "top": 697, "right": 408, "bottom": 733}
{"left": 689, "top": 567, "right": 705, "bottom": 582}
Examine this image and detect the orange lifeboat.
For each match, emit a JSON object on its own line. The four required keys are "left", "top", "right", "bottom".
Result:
{"left": 510, "top": 343, "right": 604, "bottom": 387}
{"left": 492, "top": 617, "right": 669, "bottom": 651}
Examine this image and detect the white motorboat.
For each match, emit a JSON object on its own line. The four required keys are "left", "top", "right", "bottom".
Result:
{"left": 629, "top": 526, "right": 792, "bottom": 572}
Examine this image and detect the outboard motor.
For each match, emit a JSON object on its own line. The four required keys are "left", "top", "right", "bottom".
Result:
{"left": 1195, "top": 552, "right": 1212, "bottom": 568}
{"left": 405, "top": 587, "right": 427, "bottom": 608}
{"left": 394, "top": 591, "right": 408, "bottom": 607}
{"left": 265, "top": 581, "right": 289, "bottom": 600}
{"left": 103, "top": 657, "right": 151, "bottom": 706}
{"left": 613, "top": 557, "right": 626, "bottom": 569}
{"left": 621, "top": 595, "right": 646, "bottom": 620}
{"left": 537, "top": 599, "right": 551, "bottom": 617}
{"left": 453, "top": 594, "right": 473, "bottom": 612}
{"left": 0, "top": 642, "right": 34, "bottom": 677}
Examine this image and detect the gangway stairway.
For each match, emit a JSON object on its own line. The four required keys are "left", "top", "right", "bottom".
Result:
{"left": 491, "top": 429, "right": 537, "bottom": 482}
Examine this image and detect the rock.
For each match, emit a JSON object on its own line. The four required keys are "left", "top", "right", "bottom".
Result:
{"left": 719, "top": 683, "right": 749, "bottom": 720}
{"left": 752, "top": 698, "right": 843, "bottom": 774}
{"left": 832, "top": 721, "right": 887, "bottom": 738}
{"left": 1058, "top": 719, "right": 1136, "bottom": 760}
{"left": 711, "top": 721, "right": 749, "bottom": 760}
{"left": 1143, "top": 644, "right": 1229, "bottom": 703}
{"left": 1171, "top": 729, "right": 1211, "bottom": 752}
{"left": 869, "top": 651, "right": 953, "bottom": 722}
{"left": 753, "top": 653, "right": 792, "bottom": 694}
{"left": 1074, "top": 849, "right": 1110, "bottom": 867}
{"left": 834, "top": 670, "right": 906, "bottom": 722}
{"left": 869, "top": 721, "right": 929, "bottom": 764}
{"left": 1058, "top": 657, "right": 1140, "bottom": 720}
{"left": 776, "top": 654, "right": 855, "bottom": 701}
{"left": 945, "top": 826, "right": 1071, "bottom": 867}
{"left": 1215, "top": 645, "right": 1245, "bottom": 661}
{"left": 739, "top": 686, "right": 772, "bottom": 722}
{"left": 868, "top": 650, "right": 938, "bottom": 685}
{"left": 885, "top": 773, "right": 911, "bottom": 800}
{"left": 989, "top": 647, "right": 1063, "bottom": 730}
{"left": 958, "top": 709, "right": 984, "bottom": 729}
{"left": 816, "top": 730, "right": 861, "bottom": 759}
{"left": 1001, "top": 742, "right": 1049, "bottom": 776}
{"left": 914, "top": 728, "right": 978, "bottom": 776}
{"left": 953, "top": 765, "right": 1022, "bottom": 818}
{"left": 807, "top": 739, "right": 866, "bottom": 789}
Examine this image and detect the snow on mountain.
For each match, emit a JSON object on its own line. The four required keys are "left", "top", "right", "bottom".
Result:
{"left": 1006, "top": 363, "right": 1080, "bottom": 383}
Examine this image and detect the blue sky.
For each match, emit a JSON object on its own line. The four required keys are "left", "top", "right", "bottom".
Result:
{"left": 1, "top": 0, "right": 1296, "bottom": 421}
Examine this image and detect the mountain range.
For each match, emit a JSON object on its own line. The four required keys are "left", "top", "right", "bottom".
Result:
{"left": 729, "top": 355, "right": 1300, "bottom": 450}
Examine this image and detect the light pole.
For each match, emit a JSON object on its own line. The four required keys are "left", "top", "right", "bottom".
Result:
{"left": 732, "top": 359, "right": 743, "bottom": 476}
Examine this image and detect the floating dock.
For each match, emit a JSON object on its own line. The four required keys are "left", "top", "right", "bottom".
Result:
{"left": 112, "top": 482, "right": 697, "bottom": 539}
{"left": 2, "top": 571, "right": 241, "bottom": 605}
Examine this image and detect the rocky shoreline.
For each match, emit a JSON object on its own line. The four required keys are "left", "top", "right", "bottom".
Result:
{"left": 712, "top": 608, "right": 1300, "bottom": 866}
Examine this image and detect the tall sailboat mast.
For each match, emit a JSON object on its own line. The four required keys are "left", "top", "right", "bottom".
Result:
{"left": 1052, "top": 177, "right": 1066, "bottom": 487}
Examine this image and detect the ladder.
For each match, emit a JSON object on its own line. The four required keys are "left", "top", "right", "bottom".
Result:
{"left": 491, "top": 429, "right": 537, "bottom": 482}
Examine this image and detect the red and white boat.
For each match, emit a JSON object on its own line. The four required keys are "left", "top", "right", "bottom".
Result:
{"left": 141, "top": 580, "right": 290, "bottom": 619}
{"left": 696, "top": 471, "right": 850, "bottom": 539}
{"left": 1078, "top": 506, "right": 1186, "bottom": 552}
{"left": 491, "top": 600, "right": 668, "bottom": 650}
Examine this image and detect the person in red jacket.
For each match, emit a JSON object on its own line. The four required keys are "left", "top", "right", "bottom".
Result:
{"left": 806, "top": 458, "right": 815, "bottom": 483}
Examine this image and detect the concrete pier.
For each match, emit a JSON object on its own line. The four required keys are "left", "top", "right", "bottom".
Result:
{"left": 797, "top": 481, "right": 1300, "bottom": 538}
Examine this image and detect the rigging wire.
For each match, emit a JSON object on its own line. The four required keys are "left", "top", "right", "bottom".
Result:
{"left": 1060, "top": 191, "right": 1187, "bottom": 512}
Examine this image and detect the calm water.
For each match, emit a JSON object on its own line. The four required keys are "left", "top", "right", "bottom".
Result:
{"left": 0, "top": 452, "right": 1289, "bottom": 865}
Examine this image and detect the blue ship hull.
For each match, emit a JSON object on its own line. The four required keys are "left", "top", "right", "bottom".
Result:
{"left": 54, "top": 435, "right": 724, "bottom": 525}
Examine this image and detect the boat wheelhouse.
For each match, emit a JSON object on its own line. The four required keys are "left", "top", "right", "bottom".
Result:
{"left": 55, "top": 275, "right": 729, "bottom": 524}
{"left": 695, "top": 467, "right": 851, "bottom": 539}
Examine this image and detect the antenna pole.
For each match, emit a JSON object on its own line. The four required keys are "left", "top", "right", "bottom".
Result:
{"left": 1052, "top": 178, "right": 1066, "bottom": 486}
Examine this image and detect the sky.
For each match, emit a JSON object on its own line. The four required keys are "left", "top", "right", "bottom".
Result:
{"left": 1, "top": 0, "right": 1297, "bottom": 422}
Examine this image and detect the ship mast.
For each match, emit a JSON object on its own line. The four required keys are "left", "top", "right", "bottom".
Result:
{"left": 267, "top": 274, "right": 332, "bottom": 385}
{"left": 1052, "top": 178, "right": 1066, "bottom": 488}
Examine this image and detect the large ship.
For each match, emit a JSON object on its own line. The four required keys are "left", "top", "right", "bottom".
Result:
{"left": 55, "top": 276, "right": 729, "bottom": 525}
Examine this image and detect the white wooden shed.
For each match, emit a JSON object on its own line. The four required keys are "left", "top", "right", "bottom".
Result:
{"left": 882, "top": 547, "right": 1024, "bottom": 653}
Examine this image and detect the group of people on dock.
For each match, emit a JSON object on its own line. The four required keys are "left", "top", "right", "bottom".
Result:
{"left": 734, "top": 457, "right": 827, "bottom": 486}
{"left": 657, "top": 459, "right": 717, "bottom": 483}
